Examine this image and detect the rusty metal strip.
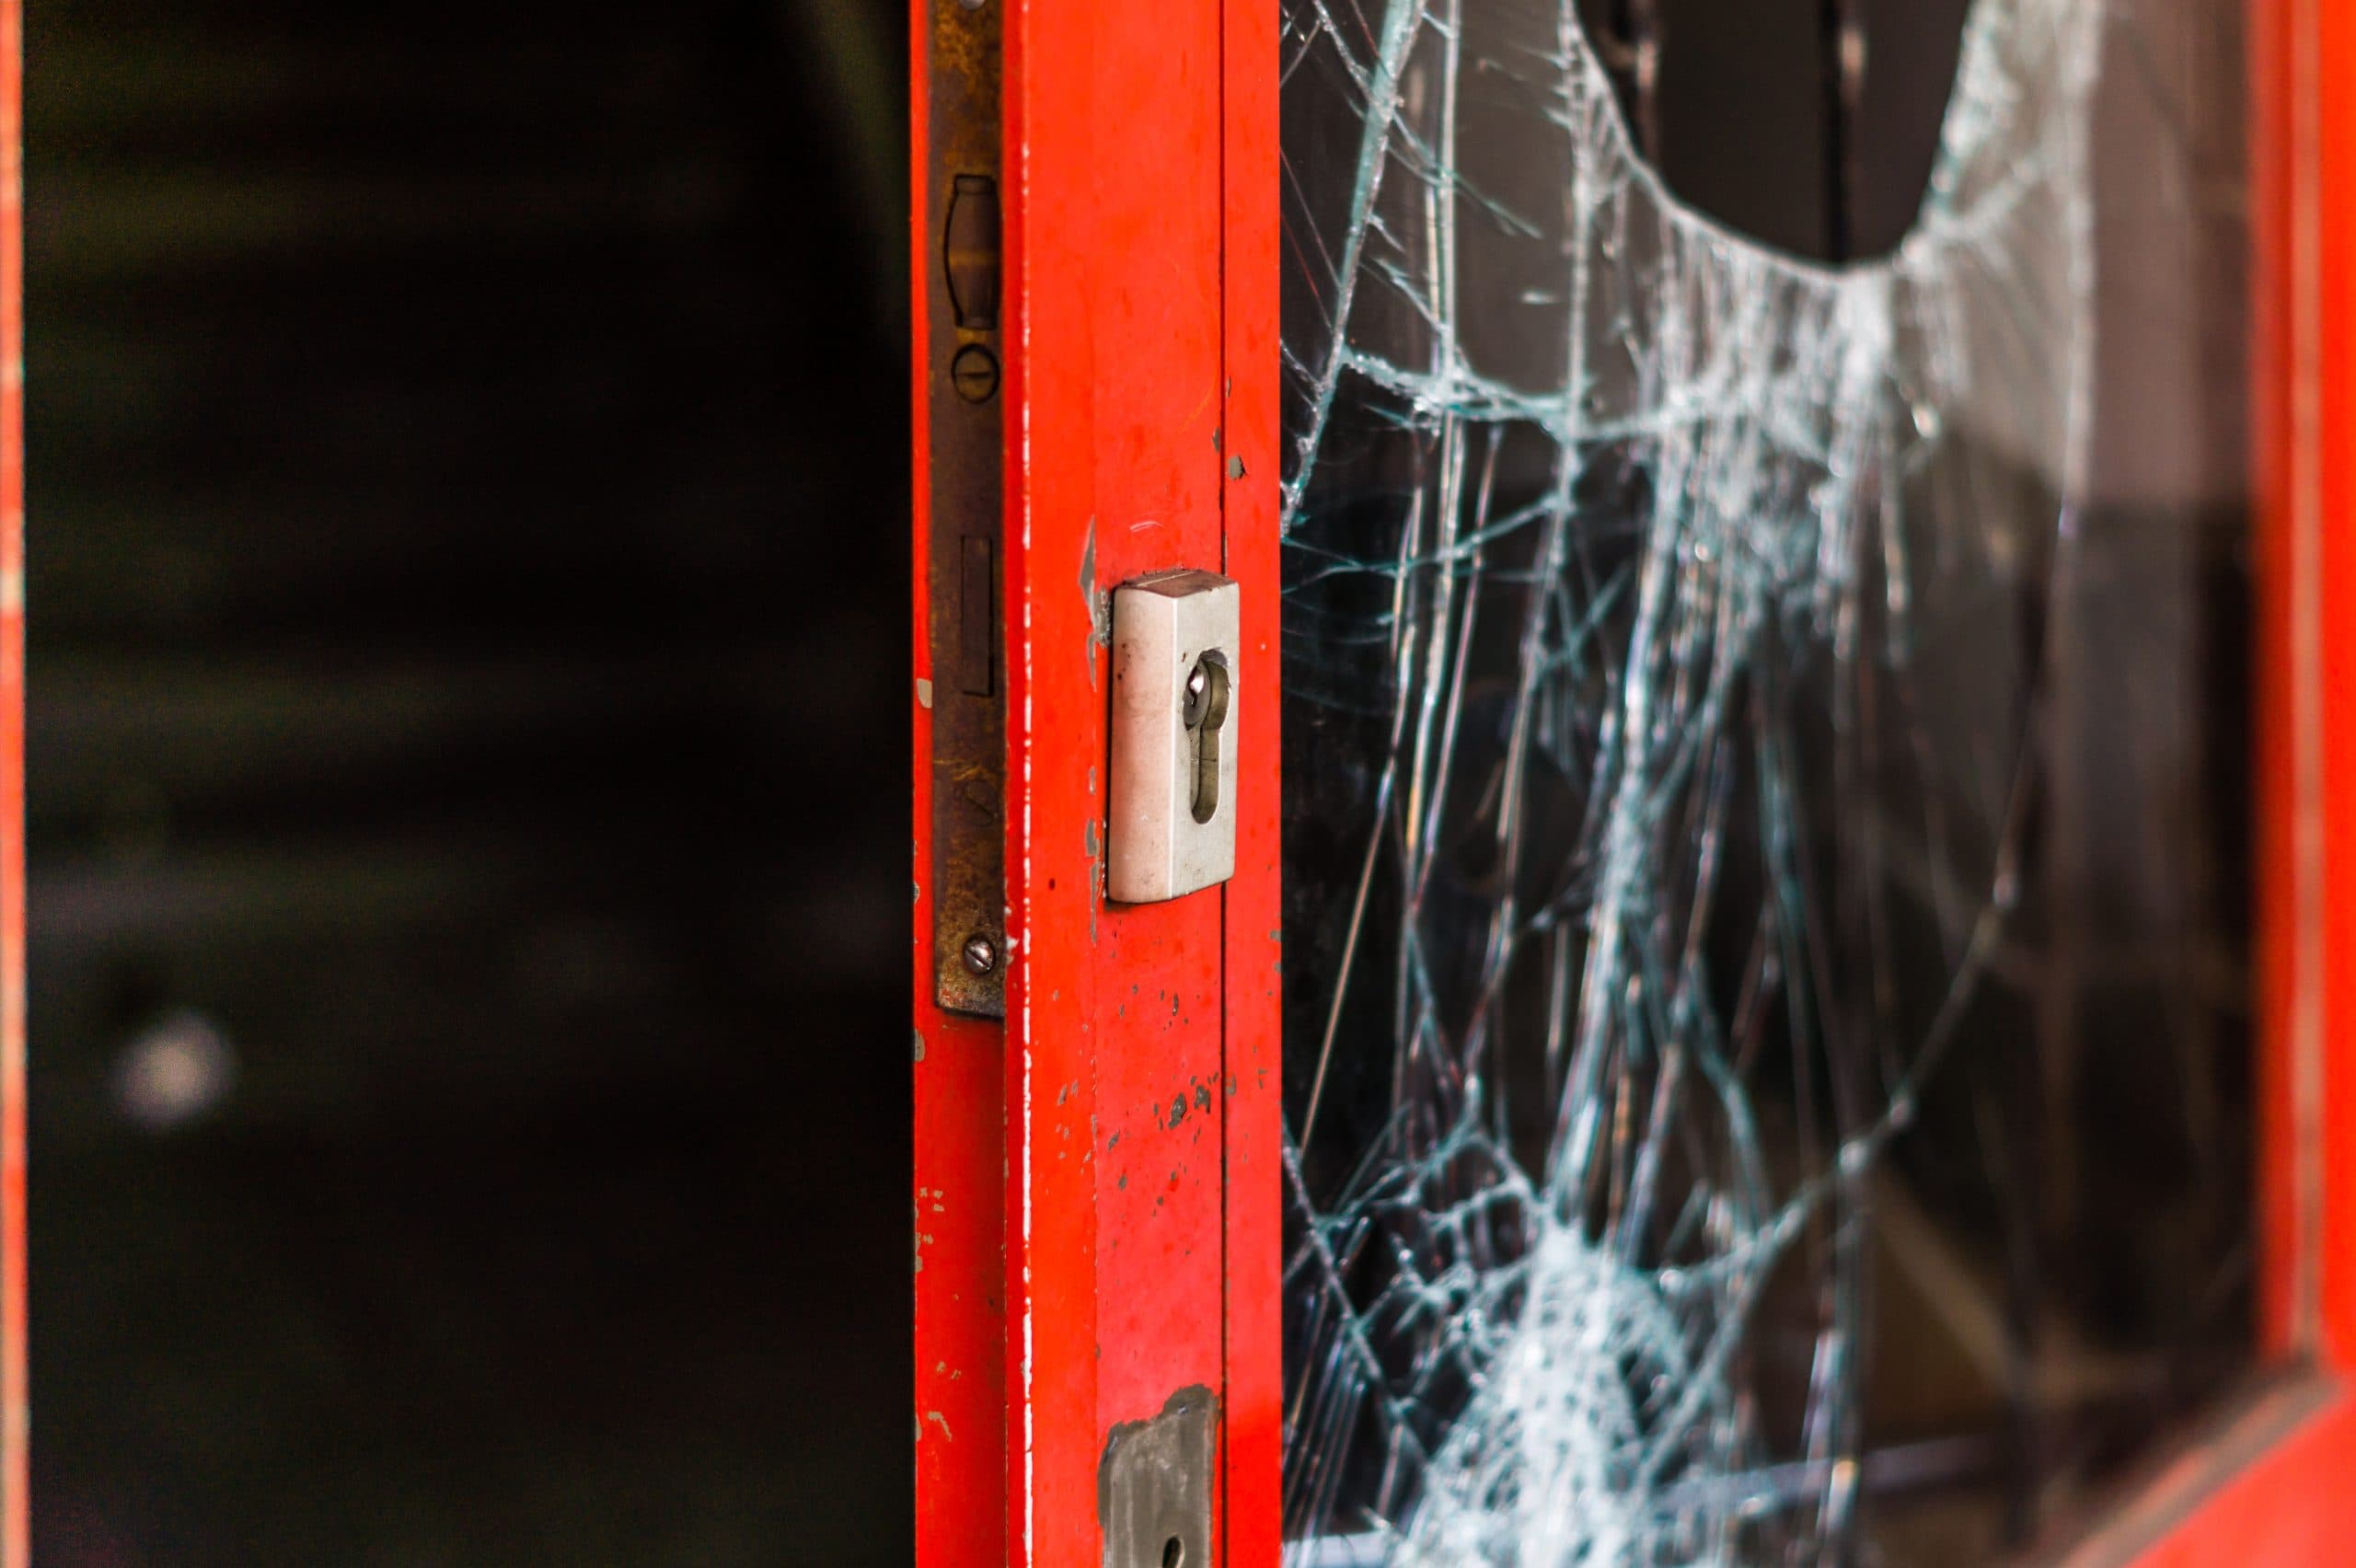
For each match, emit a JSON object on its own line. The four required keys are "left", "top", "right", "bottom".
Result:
{"left": 924, "top": 0, "right": 1006, "bottom": 1018}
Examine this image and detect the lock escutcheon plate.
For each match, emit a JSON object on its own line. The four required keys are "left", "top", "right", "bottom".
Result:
{"left": 1107, "top": 570, "right": 1240, "bottom": 905}
{"left": 1097, "top": 1387, "right": 1217, "bottom": 1568}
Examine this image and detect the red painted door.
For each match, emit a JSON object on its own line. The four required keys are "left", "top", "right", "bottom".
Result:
{"left": 911, "top": 0, "right": 1279, "bottom": 1563}
{"left": 910, "top": 0, "right": 2356, "bottom": 1561}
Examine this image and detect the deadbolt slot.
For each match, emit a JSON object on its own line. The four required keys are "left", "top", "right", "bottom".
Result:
{"left": 1186, "top": 655, "right": 1230, "bottom": 824}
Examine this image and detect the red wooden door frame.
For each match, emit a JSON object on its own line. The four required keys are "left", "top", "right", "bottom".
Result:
{"left": 2250, "top": 0, "right": 2356, "bottom": 1380}
{"left": 2061, "top": 0, "right": 2356, "bottom": 1559}
{"left": 2, "top": 0, "right": 24, "bottom": 1558}
{"left": 914, "top": 0, "right": 2356, "bottom": 1560}
{"left": 912, "top": 0, "right": 1278, "bottom": 1561}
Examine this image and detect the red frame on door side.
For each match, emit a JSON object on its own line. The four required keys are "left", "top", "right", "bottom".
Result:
{"left": 2070, "top": 0, "right": 2356, "bottom": 1559}
{"left": 915, "top": 0, "right": 2356, "bottom": 1560}
{"left": 2251, "top": 0, "right": 2356, "bottom": 1380}
{"left": 2, "top": 0, "right": 24, "bottom": 1559}
{"left": 911, "top": 0, "right": 1278, "bottom": 1562}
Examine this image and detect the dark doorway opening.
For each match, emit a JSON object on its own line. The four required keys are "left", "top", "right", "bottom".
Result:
{"left": 30, "top": 3, "right": 908, "bottom": 1562}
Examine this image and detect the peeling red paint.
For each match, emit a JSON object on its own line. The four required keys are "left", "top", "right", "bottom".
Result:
{"left": 917, "top": 0, "right": 1276, "bottom": 1555}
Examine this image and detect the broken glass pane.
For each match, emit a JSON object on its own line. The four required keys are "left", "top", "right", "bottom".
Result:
{"left": 1276, "top": 0, "right": 2252, "bottom": 1560}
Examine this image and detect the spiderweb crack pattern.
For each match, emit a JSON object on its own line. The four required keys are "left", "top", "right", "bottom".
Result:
{"left": 1276, "top": 0, "right": 2103, "bottom": 1560}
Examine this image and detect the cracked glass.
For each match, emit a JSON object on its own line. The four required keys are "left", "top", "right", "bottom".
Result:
{"left": 1276, "top": 0, "right": 2253, "bottom": 1561}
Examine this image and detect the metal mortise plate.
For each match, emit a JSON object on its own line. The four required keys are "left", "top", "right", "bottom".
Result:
{"left": 923, "top": 0, "right": 1006, "bottom": 1020}
{"left": 1107, "top": 570, "right": 1240, "bottom": 905}
{"left": 1098, "top": 1387, "right": 1217, "bottom": 1568}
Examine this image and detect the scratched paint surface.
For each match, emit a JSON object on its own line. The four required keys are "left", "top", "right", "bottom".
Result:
{"left": 1275, "top": 0, "right": 2253, "bottom": 1561}
{"left": 995, "top": 0, "right": 1237, "bottom": 1560}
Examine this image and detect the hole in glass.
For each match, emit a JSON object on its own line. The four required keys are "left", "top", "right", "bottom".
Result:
{"left": 1568, "top": 0, "right": 1974, "bottom": 262}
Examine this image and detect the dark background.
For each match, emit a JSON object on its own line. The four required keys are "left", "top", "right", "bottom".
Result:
{"left": 30, "top": 1, "right": 910, "bottom": 1562}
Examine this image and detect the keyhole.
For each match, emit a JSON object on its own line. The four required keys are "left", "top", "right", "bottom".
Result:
{"left": 1183, "top": 654, "right": 1230, "bottom": 824}
{"left": 1161, "top": 1538, "right": 1185, "bottom": 1568}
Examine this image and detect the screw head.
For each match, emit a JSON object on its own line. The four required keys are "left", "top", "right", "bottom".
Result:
{"left": 961, "top": 934, "right": 998, "bottom": 975}
{"left": 950, "top": 344, "right": 1000, "bottom": 404}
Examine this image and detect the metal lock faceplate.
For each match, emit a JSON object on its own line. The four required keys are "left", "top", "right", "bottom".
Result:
{"left": 1097, "top": 1387, "right": 1216, "bottom": 1568}
{"left": 1107, "top": 570, "right": 1239, "bottom": 904}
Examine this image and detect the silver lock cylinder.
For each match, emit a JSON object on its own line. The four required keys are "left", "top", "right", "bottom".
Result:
{"left": 1106, "top": 570, "right": 1240, "bottom": 904}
